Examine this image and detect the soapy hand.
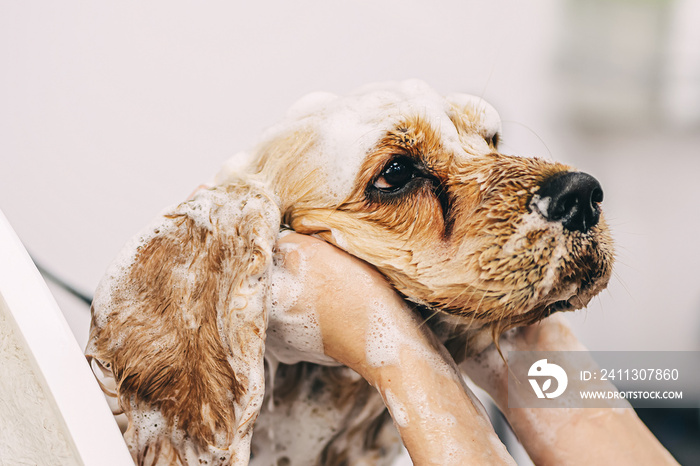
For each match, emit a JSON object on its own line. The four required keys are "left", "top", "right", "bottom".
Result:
{"left": 271, "top": 232, "right": 677, "bottom": 466}
{"left": 272, "top": 232, "right": 514, "bottom": 465}
{"left": 461, "top": 315, "right": 678, "bottom": 465}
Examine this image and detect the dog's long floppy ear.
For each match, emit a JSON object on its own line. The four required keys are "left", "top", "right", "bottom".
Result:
{"left": 86, "top": 182, "right": 280, "bottom": 466}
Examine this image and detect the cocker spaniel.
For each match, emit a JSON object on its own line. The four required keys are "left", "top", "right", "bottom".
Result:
{"left": 86, "top": 80, "right": 614, "bottom": 465}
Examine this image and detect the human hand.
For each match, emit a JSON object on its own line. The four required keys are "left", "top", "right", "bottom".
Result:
{"left": 270, "top": 232, "right": 677, "bottom": 465}
{"left": 462, "top": 315, "right": 679, "bottom": 465}
{"left": 271, "top": 232, "right": 515, "bottom": 465}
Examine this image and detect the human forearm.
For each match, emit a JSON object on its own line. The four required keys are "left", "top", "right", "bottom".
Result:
{"left": 276, "top": 233, "right": 514, "bottom": 465}
{"left": 464, "top": 315, "right": 678, "bottom": 465}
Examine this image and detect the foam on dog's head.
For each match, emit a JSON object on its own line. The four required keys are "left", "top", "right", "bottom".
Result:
{"left": 446, "top": 93, "right": 502, "bottom": 144}
{"left": 260, "top": 80, "right": 484, "bottom": 202}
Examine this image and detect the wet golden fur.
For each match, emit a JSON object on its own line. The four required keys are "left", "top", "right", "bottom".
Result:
{"left": 87, "top": 83, "right": 613, "bottom": 465}
{"left": 88, "top": 184, "right": 278, "bottom": 465}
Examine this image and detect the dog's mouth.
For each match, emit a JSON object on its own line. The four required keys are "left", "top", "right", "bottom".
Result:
{"left": 489, "top": 270, "right": 603, "bottom": 334}
{"left": 435, "top": 281, "right": 598, "bottom": 359}
{"left": 430, "top": 286, "right": 585, "bottom": 328}
{"left": 541, "top": 279, "right": 588, "bottom": 316}
{"left": 543, "top": 298, "right": 576, "bottom": 316}
{"left": 446, "top": 300, "right": 574, "bottom": 327}
{"left": 422, "top": 216, "right": 613, "bottom": 337}
{"left": 529, "top": 293, "right": 582, "bottom": 322}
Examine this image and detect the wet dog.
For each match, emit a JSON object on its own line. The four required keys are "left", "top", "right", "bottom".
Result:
{"left": 87, "top": 80, "right": 613, "bottom": 465}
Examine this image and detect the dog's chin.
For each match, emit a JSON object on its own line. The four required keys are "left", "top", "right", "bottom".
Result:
{"left": 532, "top": 280, "right": 591, "bottom": 318}
{"left": 432, "top": 276, "right": 607, "bottom": 358}
{"left": 516, "top": 290, "right": 587, "bottom": 326}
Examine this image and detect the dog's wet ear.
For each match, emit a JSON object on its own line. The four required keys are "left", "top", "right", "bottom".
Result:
{"left": 86, "top": 182, "right": 280, "bottom": 466}
{"left": 445, "top": 93, "right": 502, "bottom": 147}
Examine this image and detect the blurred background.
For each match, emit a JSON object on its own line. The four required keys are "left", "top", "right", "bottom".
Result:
{"left": 1, "top": 0, "right": 698, "bottom": 463}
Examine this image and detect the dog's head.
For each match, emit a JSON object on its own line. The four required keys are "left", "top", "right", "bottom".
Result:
{"left": 221, "top": 79, "right": 614, "bottom": 335}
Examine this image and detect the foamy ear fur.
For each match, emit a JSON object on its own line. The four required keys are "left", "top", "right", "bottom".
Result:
{"left": 445, "top": 93, "right": 502, "bottom": 142}
{"left": 86, "top": 182, "right": 280, "bottom": 466}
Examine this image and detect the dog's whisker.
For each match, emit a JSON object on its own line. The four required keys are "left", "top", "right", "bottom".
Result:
{"left": 499, "top": 120, "right": 554, "bottom": 161}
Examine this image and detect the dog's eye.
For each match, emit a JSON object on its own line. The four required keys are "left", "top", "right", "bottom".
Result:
{"left": 374, "top": 159, "right": 415, "bottom": 191}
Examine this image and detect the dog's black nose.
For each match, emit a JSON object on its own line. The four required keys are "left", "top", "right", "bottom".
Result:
{"left": 534, "top": 171, "right": 604, "bottom": 233}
